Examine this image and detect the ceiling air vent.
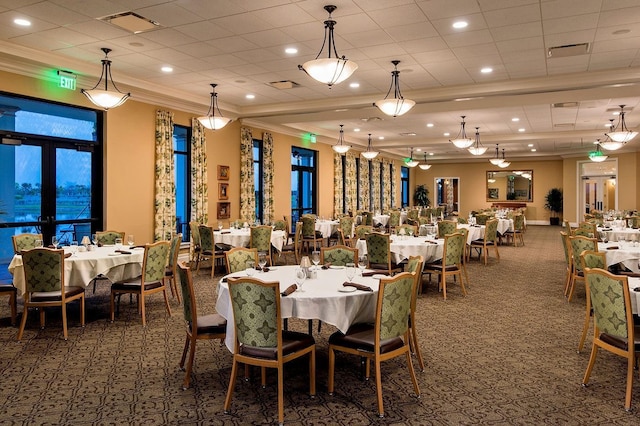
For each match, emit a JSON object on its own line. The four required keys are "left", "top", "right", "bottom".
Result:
{"left": 100, "top": 12, "right": 161, "bottom": 34}
{"left": 547, "top": 43, "right": 590, "bottom": 58}
{"left": 267, "top": 80, "right": 300, "bottom": 89}
{"left": 552, "top": 102, "right": 579, "bottom": 108}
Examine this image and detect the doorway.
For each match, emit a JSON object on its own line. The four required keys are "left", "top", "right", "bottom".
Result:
{"left": 579, "top": 160, "right": 617, "bottom": 220}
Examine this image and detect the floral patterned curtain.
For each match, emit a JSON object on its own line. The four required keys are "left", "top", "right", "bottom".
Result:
{"left": 333, "top": 152, "right": 344, "bottom": 217}
{"left": 382, "top": 158, "right": 391, "bottom": 211}
{"left": 345, "top": 152, "right": 357, "bottom": 215}
{"left": 154, "top": 110, "right": 176, "bottom": 242}
{"left": 358, "top": 155, "right": 370, "bottom": 211}
{"left": 190, "top": 118, "right": 208, "bottom": 225}
{"left": 262, "top": 132, "right": 274, "bottom": 224}
{"left": 240, "top": 127, "right": 255, "bottom": 222}
{"left": 390, "top": 161, "right": 397, "bottom": 208}
{"left": 370, "top": 158, "right": 381, "bottom": 212}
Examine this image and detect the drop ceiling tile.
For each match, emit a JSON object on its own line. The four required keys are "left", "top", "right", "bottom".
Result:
{"left": 212, "top": 11, "right": 278, "bottom": 35}
{"left": 206, "top": 36, "right": 259, "bottom": 54}
{"left": 490, "top": 21, "right": 542, "bottom": 41}
{"left": 241, "top": 29, "right": 293, "bottom": 48}
{"left": 136, "top": 3, "right": 201, "bottom": 27}
{"left": 366, "top": 4, "right": 428, "bottom": 27}
{"left": 452, "top": 43, "right": 500, "bottom": 58}
{"left": 592, "top": 36, "right": 640, "bottom": 52}
{"left": 431, "top": 14, "right": 488, "bottom": 36}
{"left": 541, "top": 0, "right": 602, "bottom": 19}
{"left": 50, "top": 0, "right": 125, "bottom": 18}
{"left": 106, "top": 35, "right": 165, "bottom": 52}
{"left": 595, "top": 23, "right": 640, "bottom": 41}
{"left": 459, "top": 53, "right": 504, "bottom": 69}
{"left": 0, "top": 10, "right": 58, "bottom": 36}
{"left": 385, "top": 21, "right": 439, "bottom": 42}
{"left": 16, "top": 1, "right": 88, "bottom": 25}
{"left": 174, "top": 0, "right": 245, "bottom": 19}
{"left": 67, "top": 19, "right": 131, "bottom": 40}
{"left": 172, "top": 57, "right": 217, "bottom": 72}
{"left": 137, "top": 28, "right": 197, "bottom": 48}
{"left": 543, "top": 13, "right": 600, "bottom": 35}
{"left": 402, "top": 37, "right": 448, "bottom": 54}
{"left": 484, "top": 4, "right": 541, "bottom": 28}
{"left": 251, "top": 4, "right": 316, "bottom": 28}
{"left": 174, "top": 21, "right": 233, "bottom": 41}
{"left": 546, "top": 55, "right": 590, "bottom": 73}
{"left": 500, "top": 48, "right": 547, "bottom": 63}
{"left": 341, "top": 29, "right": 395, "bottom": 48}
{"left": 144, "top": 47, "right": 194, "bottom": 63}
{"left": 280, "top": 21, "right": 324, "bottom": 42}
{"left": 598, "top": 6, "right": 640, "bottom": 27}
{"left": 177, "top": 42, "right": 221, "bottom": 58}
{"left": 442, "top": 29, "right": 494, "bottom": 48}
{"left": 201, "top": 53, "right": 248, "bottom": 68}
{"left": 422, "top": 60, "right": 474, "bottom": 85}
{"left": 9, "top": 32, "right": 72, "bottom": 50}
{"left": 412, "top": 49, "right": 458, "bottom": 64}
{"left": 589, "top": 49, "right": 637, "bottom": 66}
{"left": 417, "top": 0, "right": 481, "bottom": 20}
{"left": 478, "top": 0, "right": 539, "bottom": 12}
{"left": 327, "top": 12, "right": 379, "bottom": 35}
{"left": 496, "top": 37, "right": 544, "bottom": 54}
{"left": 359, "top": 43, "right": 408, "bottom": 60}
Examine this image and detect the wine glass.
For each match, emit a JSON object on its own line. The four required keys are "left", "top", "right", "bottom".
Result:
{"left": 70, "top": 241, "right": 78, "bottom": 256}
{"left": 246, "top": 261, "right": 255, "bottom": 277}
{"left": 115, "top": 238, "right": 123, "bottom": 248}
{"left": 218, "top": 222, "right": 223, "bottom": 232}
{"left": 295, "top": 267, "right": 306, "bottom": 292}
{"left": 258, "top": 252, "right": 267, "bottom": 272}
{"left": 91, "top": 234, "right": 97, "bottom": 246}
{"left": 127, "top": 234, "right": 135, "bottom": 247}
{"left": 311, "top": 251, "right": 320, "bottom": 270}
{"left": 51, "top": 236, "right": 59, "bottom": 249}
{"left": 345, "top": 262, "right": 356, "bottom": 283}
{"left": 358, "top": 255, "right": 367, "bottom": 276}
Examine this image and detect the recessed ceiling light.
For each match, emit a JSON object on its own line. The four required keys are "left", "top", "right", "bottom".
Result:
{"left": 378, "top": 136, "right": 384, "bottom": 140}
{"left": 349, "top": 82, "right": 360, "bottom": 88}
{"left": 531, "top": 148, "right": 537, "bottom": 152}
{"left": 612, "top": 111, "right": 620, "bottom": 115}
{"left": 14, "top": 18, "right": 31, "bottom": 26}
{"left": 480, "top": 67, "right": 493, "bottom": 73}
{"left": 443, "top": 132, "right": 450, "bottom": 136}
{"left": 512, "top": 117, "right": 520, "bottom": 122}
{"left": 285, "top": 47, "right": 298, "bottom": 54}
{"left": 429, "top": 152, "right": 434, "bottom": 156}
{"left": 426, "top": 123, "right": 434, "bottom": 127}
{"left": 452, "top": 21, "right": 468, "bottom": 29}
{"left": 518, "top": 128, "right": 525, "bottom": 132}
{"left": 527, "top": 143, "right": 534, "bottom": 147}
{"left": 416, "top": 148, "right": 421, "bottom": 151}
{"left": 335, "top": 109, "right": 348, "bottom": 112}
{"left": 246, "top": 94, "right": 255, "bottom": 99}
{"left": 161, "top": 66, "right": 173, "bottom": 73}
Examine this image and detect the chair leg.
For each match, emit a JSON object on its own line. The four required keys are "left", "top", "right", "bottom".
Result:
{"left": 140, "top": 293, "right": 146, "bottom": 327}
{"left": 309, "top": 350, "right": 316, "bottom": 396}
{"left": 182, "top": 336, "right": 197, "bottom": 390}
{"left": 9, "top": 293, "right": 17, "bottom": 326}
{"left": 405, "top": 345, "right": 421, "bottom": 397}
{"left": 16, "top": 304, "right": 29, "bottom": 341}
{"left": 110, "top": 291, "right": 116, "bottom": 322}
{"left": 80, "top": 295, "right": 85, "bottom": 327}
{"left": 375, "top": 358, "right": 384, "bottom": 417}
{"left": 179, "top": 335, "right": 190, "bottom": 370}
{"left": 224, "top": 360, "right": 239, "bottom": 414}
{"left": 277, "top": 365, "right": 284, "bottom": 425}
{"left": 328, "top": 346, "right": 335, "bottom": 395}
{"left": 582, "top": 345, "right": 599, "bottom": 386}
{"left": 163, "top": 289, "right": 173, "bottom": 317}
{"left": 410, "top": 321, "right": 425, "bottom": 372}
{"left": 578, "top": 297, "right": 591, "bottom": 353}
{"left": 61, "top": 302, "right": 68, "bottom": 341}
{"left": 625, "top": 355, "right": 634, "bottom": 410}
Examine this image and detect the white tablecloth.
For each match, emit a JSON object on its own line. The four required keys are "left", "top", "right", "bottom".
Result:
{"left": 457, "top": 224, "right": 485, "bottom": 244}
{"left": 600, "top": 241, "right": 640, "bottom": 273}
{"left": 214, "top": 229, "right": 287, "bottom": 252}
{"left": 315, "top": 220, "right": 339, "bottom": 239}
{"left": 373, "top": 214, "right": 390, "bottom": 227}
{"left": 9, "top": 246, "right": 144, "bottom": 296}
{"left": 629, "top": 277, "right": 640, "bottom": 314}
{"left": 356, "top": 236, "right": 444, "bottom": 264}
{"left": 598, "top": 227, "right": 640, "bottom": 243}
{"left": 216, "top": 265, "right": 380, "bottom": 351}
{"left": 496, "top": 218, "right": 513, "bottom": 235}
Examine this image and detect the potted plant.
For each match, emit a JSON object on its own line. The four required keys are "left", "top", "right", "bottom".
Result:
{"left": 544, "top": 188, "right": 563, "bottom": 225}
{"left": 413, "top": 184, "right": 430, "bottom": 207}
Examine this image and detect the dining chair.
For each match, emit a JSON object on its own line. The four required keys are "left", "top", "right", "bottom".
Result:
{"left": 164, "top": 233, "right": 182, "bottom": 304}
{"left": 354, "top": 225, "right": 373, "bottom": 242}
{"left": 176, "top": 261, "right": 226, "bottom": 390}
{"left": 365, "top": 232, "right": 398, "bottom": 273}
{"left": 279, "top": 222, "right": 302, "bottom": 265}
{"left": 0, "top": 282, "right": 17, "bottom": 326}
{"left": 225, "top": 247, "right": 258, "bottom": 274}
{"left": 582, "top": 267, "right": 640, "bottom": 410}
{"left": 424, "top": 232, "right": 468, "bottom": 300}
{"left": 338, "top": 216, "right": 354, "bottom": 246}
{"left": 328, "top": 271, "right": 420, "bottom": 418}
{"left": 224, "top": 276, "right": 316, "bottom": 425}
{"left": 388, "top": 210, "right": 401, "bottom": 233}
{"left": 470, "top": 218, "right": 500, "bottom": 265}
{"left": 437, "top": 220, "right": 457, "bottom": 239}
{"left": 11, "top": 233, "right": 43, "bottom": 253}
{"left": 17, "top": 248, "right": 85, "bottom": 340}
{"left": 504, "top": 214, "right": 525, "bottom": 246}
{"left": 110, "top": 240, "right": 172, "bottom": 327}
{"left": 189, "top": 221, "right": 202, "bottom": 269}
{"left": 95, "top": 230, "right": 125, "bottom": 245}
{"left": 396, "top": 224, "right": 418, "bottom": 236}
{"left": 475, "top": 214, "right": 489, "bottom": 225}
{"left": 567, "top": 235, "right": 598, "bottom": 302}
{"left": 250, "top": 225, "right": 273, "bottom": 266}
{"left": 457, "top": 217, "right": 468, "bottom": 224}
{"left": 300, "top": 215, "right": 323, "bottom": 254}
{"left": 404, "top": 256, "right": 425, "bottom": 371}
{"left": 407, "top": 209, "right": 419, "bottom": 223}
{"left": 577, "top": 250, "right": 607, "bottom": 353}
{"left": 362, "top": 211, "right": 373, "bottom": 226}
{"left": 560, "top": 232, "right": 573, "bottom": 297}
{"left": 628, "top": 216, "right": 640, "bottom": 229}
{"left": 320, "top": 245, "right": 358, "bottom": 266}
{"left": 572, "top": 221, "right": 597, "bottom": 238}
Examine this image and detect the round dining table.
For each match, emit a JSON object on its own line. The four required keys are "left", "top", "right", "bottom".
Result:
{"left": 599, "top": 241, "right": 640, "bottom": 273}
{"left": 216, "top": 265, "right": 381, "bottom": 352}
{"left": 355, "top": 235, "right": 444, "bottom": 264}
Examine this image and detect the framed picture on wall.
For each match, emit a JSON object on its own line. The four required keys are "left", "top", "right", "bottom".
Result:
{"left": 488, "top": 188, "right": 499, "bottom": 199}
{"left": 218, "top": 165, "right": 230, "bottom": 180}
{"left": 217, "top": 202, "right": 230, "bottom": 219}
{"left": 219, "top": 183, "right": 228, "bottom": 200}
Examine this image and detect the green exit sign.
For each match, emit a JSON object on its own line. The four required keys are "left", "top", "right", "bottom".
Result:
{"left": 57, "top": 70, "right": 76, "bottom": 90}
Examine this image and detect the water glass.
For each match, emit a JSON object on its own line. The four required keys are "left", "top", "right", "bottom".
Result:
{"left": 246, "top": 261, "right": 255, "bottom": 277}
{"left": 295, "top": 267, "right": 306, "bottom": 292}
{"left": 115, "top": 238, "right": 123, "bottom": 247}
{"left": 70, "top": 241, "right": 78, "bottom": 255}
{"left": 258, "top": 252, "right": 267, "bottom": 271}
{"left": 127, "top": 235, "right": 135, "bottom": 246}
{"left": 35, "top": 239, "right": 43, "bottom": 248}
{"left": 345, "top": 262, "right": 356, "bottom": 283}
{"left": 311, "top": 251, "right": 320, "bottom": 270}
{"left": 51, "top": 236, "right": 58, "bottom": 248}
{"left": 358, "top": 256, "right": 367, "bottom": 275}
{"left": 91, "top": 234, "right": 97, "bottom": 245}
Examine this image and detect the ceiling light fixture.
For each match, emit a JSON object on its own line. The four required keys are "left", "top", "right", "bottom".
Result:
{"left": 589, "top": 140, "right": 608, "bottom": 163}
{"left": 600, "top": 119, "right": 623, "bottom": 150}
{"left": 498, "top": 149, "right": 510, "bottom": 168}
{"left": 332, "top": 124, "right": 350, "bottom": 154}
{"left": 604, "top": 104, "right": 637, "bottom": 146}
{"left": 468, "top": 127, "right": 488, "bottom": 155}
{"left": 418, "top": 153, "right": 432, "bottom": 170}
{"left": 197, "top": 83, "right": 232, "bottom": 130}
{"left": 450, "top": 116, "right": 474, "bottom": 148}
{"left": 81, "top": 48, "right": 130, "bottom": 110}
{"left": 361, "top": 133, "right": 379, "bottom": 159}
{"left": 489, "top": 144, "right": 504, "bottom": 166}
{"left": 374, "top": 60, "right": 415, "bottom": 117}
{"left": 405, "top": 147, "right": 419, "bottom": 167}
{"left": 298, "top": 5, "right": 357, "bottom": 87}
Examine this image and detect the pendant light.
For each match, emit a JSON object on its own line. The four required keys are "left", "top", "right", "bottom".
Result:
{"left": 450, "top": 116, "right": 474, "bottom": 148}
{"left": 418, "top": 153, "right": 432, "bottom": 170}
{"left": 332, "top": 124, "right": 350, "bottom": 153}
{"left": 361, "top": 133, "right": 379, "bottom": 159}
{"left": 81, "top": 48, "right": 130, "bottom": 110}
{"left": 604, "top": 105, "right": 637, "bottom": 145}
{"left": 489, "top": 144, "right": 504, "bottom": 166}
{"left": 374, "top": 60, "right": 415, "bottom": 117}
{"left": 468, "top": 127, "right": 488, "bottom": 155}
{"left": 197, "top": 84, "right": 232, "bottom": 130}
{"left": 589, "top": 140, "right": 608, "bottom": 162}
{"left": 405, "top": 147, "right": 418, "bottom": 167}
{"left": 298, "top": 5, "right": 358, "bottom": 87}
{"left": 497, "top": 148, "right": 510, "bottom": 168}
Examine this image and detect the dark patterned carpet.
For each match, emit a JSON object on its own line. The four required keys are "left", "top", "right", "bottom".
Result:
{"left": 1, "top": 225, "right": 640, "bottom": 425}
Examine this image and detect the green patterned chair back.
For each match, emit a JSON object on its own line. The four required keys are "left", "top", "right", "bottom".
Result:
{"left": 339, "top": 216, "right": 354, "bottom": 239}
{"left": 457, "top": 217, "right": 468, "bottom": 224}
{"left": 361, "top": 211, "right": 373, "bottom": 226}
{"left": 485, "top": 219, "right": 498, "bottom": 242}
{"left": 475, "top": 214, "right": 489, "bottom": 225}
{"left": 407, "top": 209, "right": 419, "bottom": 221}
{"left": 321, "top": 245, "right": 357, "bottom": 266}
{"left": 355, "top": 225, "right": 373, "bottom": 240}
{"left": 573, "top": 221, "right": 597, "bottom": 238}
{"left": 250, "top": 225, "right": 272, "bottom": 253}
{"left": 189, "top": 222, "right": 201, "bottom": 247}
{"left": 563, "top": 220, "right": 572, "bottom": 234}
{"left": 228, "top": 277, "right": 280, "bottom": 348}
{"left": 377, "top": 272, "right": 414, "bottom": 341}
{"left": 142, "top": 241, "right": 170, "bottom": 284}
{"left": 418, "top": 217, "right": 430, "bottom": 226}
{"left": 272, "top": 220, "right": 287, "bottom": 232}
{"left": 513, "top": 214, "right": 525, "bottom": 231}
{"left": 301, "top": 216, "right": 316, "bottom": 238}
{"left": 225, "top": 248, "right": 258, "bottom": 273}
{"left": 388, "top": 211, "right": 401, "bottom": 227}
{"left": 365, "top": 232, "right": 390, "bottom": 267}
{"left": 404, "top": 255, "right": 424, "bottom": 275}
{"left": 437, "top": 220, "right": 457, "bottom": 239}
{"left": 198, "top": 225, "right": 214, "bottom": 251}
{"left": 22, "top": 248, "right": 64, "bottom": 293}
{"left": 12, "top": 233, "right": 43, "bottom": 253}
{"left": 177, "top": 261, "right": 195, "bottom": 324}
{"left": 435, "top": 207, "right": 444, "bottom": 218}
{"left": 420, "top": 207, "right": 431, "bottom": 218}
{"left": 396, "top": 224, "right": 417, "bottom": 236}
{"left": 168, "top": 233, "right": 182, "bottom": 270}
{"left": 95, "top": 230, "right": 125, "bottom": 245}
{"left": 585, "top": 269, "right": 631, "bottom": 341}
{"left": 560, "top": 232, "right": 571, "bottom": 266}
{"left": 442, "top": 232, "right": 465, "bottom": 267}
{"left": 580, "top": 250, "right": 606, "bottom": 271}
{"left": 569, "top": 236, "right": 597, "bottom": 273}
{"left": 627, "top": 216, "right": 640, "bottom": 229}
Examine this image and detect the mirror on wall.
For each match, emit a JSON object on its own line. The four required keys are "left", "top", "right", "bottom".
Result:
{"left": 486, "top": 170, "right": 533, "bottom": 202}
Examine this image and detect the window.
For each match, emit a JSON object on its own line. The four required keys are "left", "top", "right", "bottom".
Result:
{"left": 401, "top": 166, "right": 409, "bottom": 207}
{"left": 173, "top": 125, "right": 191, "bottom": 241}
{"left": 291, "top": 147, "right": 317, "bottom": 228}
{"left": 253, "top": 139, "right": 263, "bottom": 223}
